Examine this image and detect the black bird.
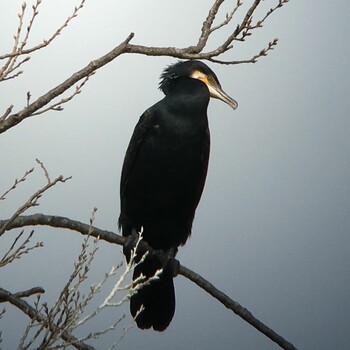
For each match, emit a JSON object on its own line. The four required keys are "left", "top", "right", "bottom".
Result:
{"left": 118, "top": 60, "right": 237, "bottom": 331}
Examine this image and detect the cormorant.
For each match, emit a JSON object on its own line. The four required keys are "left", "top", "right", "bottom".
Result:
{"left": 118, "top": 60, "right": 237, "bottom": 331}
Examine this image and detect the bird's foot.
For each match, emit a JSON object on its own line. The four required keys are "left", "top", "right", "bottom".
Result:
{"left": 150, "top": 247, "right": 179, "bottom": 277}
{"left": 164, "top": 254, "right": 180, "bottom": 277}
{"left": 123, "top": 231, "right": 179, "bottom": 277}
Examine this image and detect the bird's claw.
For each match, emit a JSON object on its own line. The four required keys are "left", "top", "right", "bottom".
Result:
{"left": 150, "top": 247, "right": 179, "bottom": 277}
{"left": 124, "top": 230, "right": 179, "bottom": 277}
{"left": 164, "top": 256, "right": 180, "bottom": 277}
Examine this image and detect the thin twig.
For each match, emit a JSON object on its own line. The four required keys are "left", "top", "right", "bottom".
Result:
{"left": 0, "top": 105, "right": 14, "bottom": 122}
{"left": 210, "top": 0, "right": 243, "bottom": 33}
{"left": 0, "top": 230, "right": 43, "bottom": 268}
{"left": 0, "top": 0, "right": 86, "bottom": 61}
{"left": 0, "top": 167, "right": 34, "bottom": 201}
{"left": 209, "top": 38, "right": 279, "bottom": 65}
{"left": 32, "top": 74, "right": 94, "bottom": 116}
{"left": 0, "top": 173, "right": 71, "bottom": 237}
{"left": 35, "top": 158, "right": 51, "bottom": 183}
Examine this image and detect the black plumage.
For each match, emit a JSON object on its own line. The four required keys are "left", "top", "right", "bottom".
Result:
{"left": 118, "top": 60, "right": 237, "bottom": 331}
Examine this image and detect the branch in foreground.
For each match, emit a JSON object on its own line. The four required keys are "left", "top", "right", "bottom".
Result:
{"left": 1, "top": 214, "right": 298, "bottom": 350}
{"left": 0, "top": 287, "right": 94, "bottom": 350}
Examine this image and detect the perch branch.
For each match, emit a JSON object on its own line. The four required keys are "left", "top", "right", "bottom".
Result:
{"left": 179, "top": 266, "right": 298, "bottom": 350}
{"left": 0, "top": 214, "right": 298, "bottom": 350}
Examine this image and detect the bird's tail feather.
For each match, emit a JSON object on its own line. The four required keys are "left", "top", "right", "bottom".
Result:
{"left": 130, "top": 254, "right": 175, "bottom": 332}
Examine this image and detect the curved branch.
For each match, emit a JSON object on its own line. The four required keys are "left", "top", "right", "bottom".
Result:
{"left": 179, "top": 266, "right": 298, "bottom": 350}
{"left": 0, "top": 0, "right": 290, "bottom": 135}
{"left": 0, "top": 213, "right": 124, "bottom": 245}
{"left": 0, "top": 33, "right": 134, "bottom": 134}
{"left": 13, "top": 287, "right": 45, "bottom": 299}
{"left": 1, "top": 214, "right": 298, "bottom": 350}
{"left": 0, "top": 287, "right": 95, "bottom": 350}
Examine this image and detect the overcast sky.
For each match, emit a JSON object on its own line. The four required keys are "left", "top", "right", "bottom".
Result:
{"left": 1, "top": 1, "right": 349, "bottom": 349}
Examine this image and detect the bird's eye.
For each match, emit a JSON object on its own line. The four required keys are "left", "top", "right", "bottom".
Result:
{"left": 207, "top": 75, "right": 215, "bottom": 83}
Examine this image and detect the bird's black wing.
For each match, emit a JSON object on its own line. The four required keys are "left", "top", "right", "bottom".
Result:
{"left": 119, "top": 108, "right": 154, "bottom": 207}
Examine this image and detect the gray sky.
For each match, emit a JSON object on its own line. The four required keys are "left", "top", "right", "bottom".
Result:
{"left": 1, "top": 1, "right": 349, "bottom": 349}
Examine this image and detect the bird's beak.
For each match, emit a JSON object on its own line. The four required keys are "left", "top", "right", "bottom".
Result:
{"left": 207, "top": 83, "right": 238, "bottom": 110}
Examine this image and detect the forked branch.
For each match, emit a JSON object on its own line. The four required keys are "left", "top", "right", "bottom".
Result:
{"left": 0, "top": 0, "right": 289, "bottom": 134}
{"left": 0, "top": 287, "right": 94, "bottom": 350}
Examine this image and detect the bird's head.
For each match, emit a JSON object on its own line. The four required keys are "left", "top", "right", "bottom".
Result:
{"left": 159, "top": 60, "right": 238, "bottom": 110}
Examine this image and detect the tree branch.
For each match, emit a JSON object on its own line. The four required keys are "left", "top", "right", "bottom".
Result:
{"left": 179, "top": 266, "right": 298, "bottom": 350}
{"left": 0, "top": 287, "right": 95, "bottom": 350}
{"left": 13, "top": 287, "right": 45, "bottom": 299}
{"left": 195, "top": 0, "right": 226, "bottom": 53}
{"left": 0, "top": 171, "right": 72, "bottom": 237}
{"left": 0, "top": 0, "right": 290, "bottom": 134}
{"left": 0, "top": 0, "right": 86, "bottom": 61}
{"left": 0, "top": 214, "right": 298, "bottom": 350}
{"left": 0, "top": 214, "right": 123, "bottom": 245}
{"left": 0, "top": 33, "right": 134, "bottom": 134}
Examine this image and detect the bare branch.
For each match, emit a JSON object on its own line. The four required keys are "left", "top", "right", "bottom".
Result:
{"left": 35, "top": 158, "right": 51, "bottom": 183}
{"left": 252, "top": 0, "right": 290, "bottom": 30}
{"left": 0, "top": 0, "right": 86, "bottom": 84}
{"left": 0, "top": 287, "right": 95, "bottom": 350}
{"left": 13, "top": 287, "right": 45, "bottom": 299}
{"left": 0, "top": 214, "right": 123, "bottom": 245}
{"left": 0, "top": 163, "right": 71, "bottom": 236}
{"left": 0, "top": 1, "right": 36, "bottom": 81}
{"left": 0, "top": 33, "right": 134, "bottom": 134}
{"left": 0, "top": 105, "right": 14, "bottom": 123}
{"left": 26, "top": 91, "right": 31, "bottom": 107}
{"left": 0, "top": 0, "right": 86, "bottom": 61}
{"left": 1, "top": 209, "right": 131, "bottom": 349}
{"left": 32, "top": 74, "right": 94, "bottom": 116}
{"left": 0, "top": 167, "right": 34, "bottom": 201}
{"left": 0, "top": 214, "right": 298, "bottom": 350}
{"left": 209, "top": 0, "right": 243, "bottom": 33}
{"left": 122, "top": 0, "right": 286, "bottom": 61}
{"left": 1, "top": 68, "right": 25, "bottom": 81}
{"left": 208, "top": 37, "right": 279, "bottom": 65}
{"left": 194, "top": 0, "right": 226, "bottom": 53}
{"left": 179, "top": 265, "right": 298, "bottom": 350}
{"left": 0, "top": 1, "right": 290, "bottom": 134}
{"left": 0, "top": 230, "right": 43, "bottom": 268}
